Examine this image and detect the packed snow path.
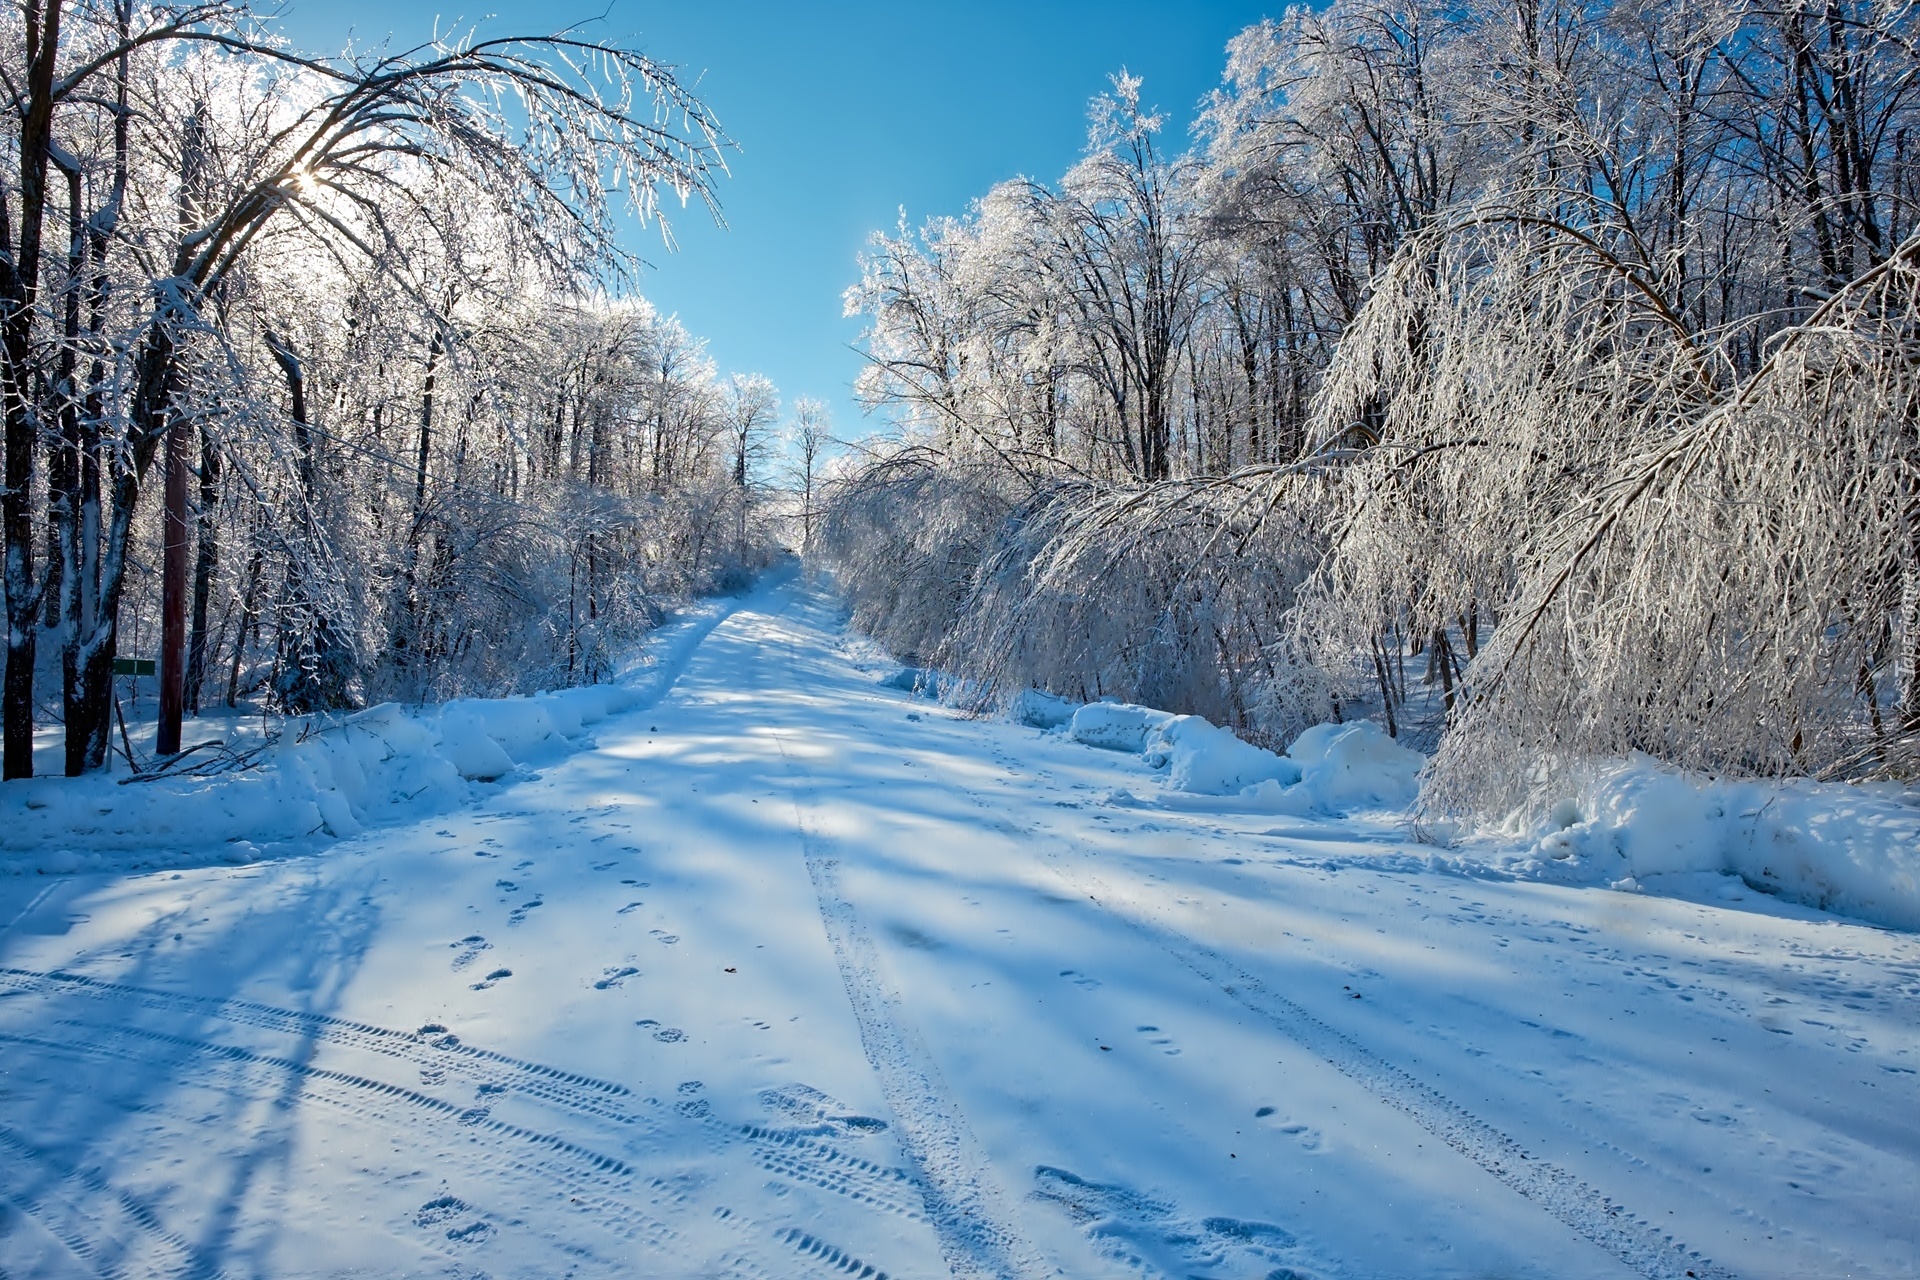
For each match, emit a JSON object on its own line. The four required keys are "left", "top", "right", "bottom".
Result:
{"left": 1, "top": 578, "right": 1916, "bottom": 1280}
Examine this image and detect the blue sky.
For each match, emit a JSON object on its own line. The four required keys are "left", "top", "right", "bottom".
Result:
{"left": 278, "top": 2, "right": 1278, "bottom": 437}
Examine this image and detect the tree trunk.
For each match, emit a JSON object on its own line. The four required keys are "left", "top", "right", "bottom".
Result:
{"left": 1, "top": 0, "right": 65, "bottom": 779}
{"left": 156, "top": 399, "right": 189, "bottom": 755}
{"left": 392, "top": 326, "right": 443, "bottom": 682}
{"left": 227, "top": 542, "right": 263, "bottom": 708}
{"left": 266, "top": 329, "right": 348, "bottom": 713}
{"left": 62, "top": 12, "right": 125, "bottom": 774}
{"left": 155, "top": 105, "right": 209, "bottom": 758}
{"left": 185, "top": 424, "right": 219, "bottom": 715}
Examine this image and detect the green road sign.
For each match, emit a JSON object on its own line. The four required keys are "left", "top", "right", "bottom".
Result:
{"left": 113, "top": 658, "right": 156, "bottom": 677}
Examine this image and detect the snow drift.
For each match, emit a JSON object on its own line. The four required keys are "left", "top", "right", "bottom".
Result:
{"left": 1032, "top": 689, "right": 1920, "bottom": 932}
{"left": 1053, "top": 696, "right": 1425, "bottom": 816}
{"left": 1502, "top": 757, "right": 1920, "bottom": 932}
{"left": 1, "top": 598, "right": 737, "bottom": 875}
{"left": 2, "top": 693, "right": 626, "bottom": 873}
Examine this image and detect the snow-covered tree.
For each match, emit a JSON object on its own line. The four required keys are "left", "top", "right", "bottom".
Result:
{"left": 829, "top": 0, "right": 1920, "bottom": 813}
{"left": 0, "top": 2, "right": 784, "bottom": 776}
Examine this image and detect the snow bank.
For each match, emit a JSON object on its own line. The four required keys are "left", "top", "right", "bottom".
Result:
{"left": 1285, "top": 721, "right": 1427, "bottom": 811}
{"left": 1055, "top": 698, "right": 1427, "bottom": 817}
{"left": 3, "top": 703, "right": 474, "bottom": 870}
{"left": 1144, "top": 715, "right": 1302, "bottom": 795}
{"left": 1070, "top": 702, "right": 1176, "bottom": 753}
{"left": 1011, "top": 689, "right": 1078, "bottom": 730}
{"left": 876, "top": 665, "right": 987, "bottom": 707}
{"left": 0, "top": 596, "right": 741, "bottom": 876}
{"left": 1500, "top": 757, "right": 1920, "bottom": 931}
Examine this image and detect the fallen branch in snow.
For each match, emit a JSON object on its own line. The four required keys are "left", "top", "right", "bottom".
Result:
{"left": 120, "top": 739, "right": 270, "bottom": 785}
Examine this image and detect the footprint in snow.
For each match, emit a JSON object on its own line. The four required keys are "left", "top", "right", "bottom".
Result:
{"left": 635, "top": 1019, "right": 686, "bottom": 1042}
{"left": 1059, "top": 969, "right": 1101, "bottom": 990}
{"left": 415, "top": 1194, "right": 466, "bottom": 1227}
{"left": 757, "top": 1083, "right": 889, "bottom": 1135}
{"left": 890, "top": 924, "right": 942, "bottom": 951}
{"left": 449, "top": 936, "right": 491, "bottom": 972}
{"left": 617, "top": 901, "right": 644, "bottom": 914}
{"left": 470, "top": 968, "right": 513, "bottom": 991}
{"left": 1255, "top": 1107, "right": 1327, "bottom": 1152}
{"left": 594, "top": 966, "right": 640, "bottom": 990}
{"left": 507, "top": 900, "right": 543, "bottom": 925}
{"left": 650, "top": 929, "right": 679, "bottom": 945}
{"left": 1136, "top": 1024, "right": 1181, "bottom": 1056}
{"left": 1031, "top": 1166, "right": 1311, "bottom": 1277}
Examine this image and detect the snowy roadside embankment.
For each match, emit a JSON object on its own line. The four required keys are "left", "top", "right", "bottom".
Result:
{"left": 0, "top": 597, "right": 740, "bottom": 875}
{"left": 1027, "top": 694, "right": 1425, "bottom": 816}
{"left": 997, "top": 686, "right": 1920, "bottom": 932}
{"left": 1492, "top": 757, "right": 1920, "bottom": 931}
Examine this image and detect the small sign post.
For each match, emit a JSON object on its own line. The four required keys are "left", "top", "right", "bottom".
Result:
{"left": 113, "top": 658, "right": 157, "bottom": 677}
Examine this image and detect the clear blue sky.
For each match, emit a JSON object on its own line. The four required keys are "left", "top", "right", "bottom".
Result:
{"left": 276, "top": 2, "right": 1278, "bottom": 437}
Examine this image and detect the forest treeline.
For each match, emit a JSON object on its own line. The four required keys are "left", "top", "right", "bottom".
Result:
{"left": 828, "top": 0, "right": 1920, "bottom": 817}
{"left": 1, "top": 2, "right": 795, "bottom": 779}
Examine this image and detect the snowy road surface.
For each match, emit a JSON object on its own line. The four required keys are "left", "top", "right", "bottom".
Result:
{"left": 1, "top": 576, "right": 1916, "bottom": 1279}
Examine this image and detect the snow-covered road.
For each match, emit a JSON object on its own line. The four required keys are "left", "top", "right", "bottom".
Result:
{"left": 1, "top": 576, "right": 1916, "bottom": 1279}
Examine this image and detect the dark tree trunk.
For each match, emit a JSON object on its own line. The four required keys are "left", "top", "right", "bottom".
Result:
{"left": 184, "top": 424, "right": 219, "bottom": 715}
{"left": 155, "top": 107, "right": 208, "bottom": 758}
{"left": 61, "top": 11, "right": 124, "bottom": 775}
{"left": 156, "top": 394, "right": 189, "bottom": 756}
{"left": 265, "top": 329, "right": 350, "bottom": 713}
{"left": 227, "top": 542, "right": 263, "bottom": 708}
{"left": 392, "top": 326, "right": 444, "bottom": 681}
{"left": 1, "top": 0, "right": 65, "bottom": 779}
{"left": 44, "top": 166, "right": 81, "bottom": 636}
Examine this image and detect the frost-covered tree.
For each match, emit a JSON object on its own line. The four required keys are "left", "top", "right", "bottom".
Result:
{"left": 0, "top": 2, "right": 782, "bottom": 776}
{"left": 787, "top": 397, "right": 834, "bottom": 555}
{"left": 828, "top": 0, "right": 1920, "bottom": 811}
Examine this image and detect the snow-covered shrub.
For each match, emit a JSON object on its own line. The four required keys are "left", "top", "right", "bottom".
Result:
{"left": 947, "top": 474, "right": 1331, "bottom": 744}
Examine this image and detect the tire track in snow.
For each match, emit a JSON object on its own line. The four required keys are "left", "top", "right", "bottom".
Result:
{"left": 1040, "top": 849, "right": 1736, "bottom": 1280}
{"left": 87, "top": 1025, "right": 909, "bottom": 1279}
{"left": 778, "top": 780, "right": 1042, "bottom": 1280}
{"left": 760, "top": 613, "right": 1044, "bottom": 1280}
{"left": 0, "top": 974, "right": 931, "bottom": 1270}
{"left": 0, "top": 966, "right": 632, "bottom": 1102}
{"left": 0, "top": 1027, "right": 670, "bottom": 1245}
{"left": 0, "top": 1124, "right": 229, "bottom": 1280}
